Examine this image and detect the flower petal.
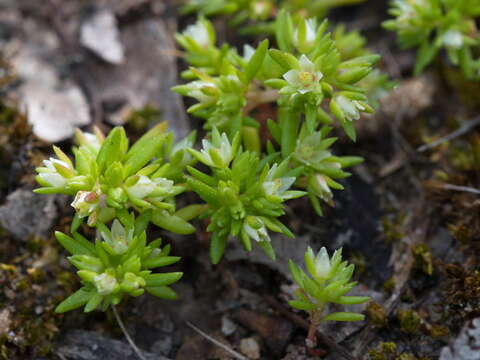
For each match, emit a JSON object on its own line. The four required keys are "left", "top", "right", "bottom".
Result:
{"left": 299, "top": 54, "right": 315, "bottom": 73}
{"left": 283, "top": 69, "right": 301, "bottom": 87}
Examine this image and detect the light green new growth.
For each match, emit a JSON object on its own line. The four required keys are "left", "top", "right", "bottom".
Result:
{"left": 289, "top": 247, "right": 369, "bottom": 346}
{"left": 384, "top": 0, "right": 480, "bottom": 78}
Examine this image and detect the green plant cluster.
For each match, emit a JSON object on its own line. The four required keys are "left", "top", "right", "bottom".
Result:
{"left": 35, "top": 124, "right": 196, "bottom": 233}
{"left": 186, "top": 128, "right": 304, "bottom": 263}
{"left": 384, "top": 0, "right": 480, "bottom": 78}
{"left": 175, "top": 12, "right": 384, "bottom": 215}
{"left": 54, "top": 216, "right": 182, "bottom": 313}
{"left": 34, "top": 6, "right": 373, "bottom": 348}
{"left": 289, "top": 247, "right": 369, "bottom": 326}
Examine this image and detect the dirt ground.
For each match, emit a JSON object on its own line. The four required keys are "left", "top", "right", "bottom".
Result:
{"left": 1, "top": 0, "right": 480, "bottom": 359}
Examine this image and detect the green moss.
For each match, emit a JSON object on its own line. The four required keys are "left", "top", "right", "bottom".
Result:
{"left": 383, "top": 277, "right": 395, "bottom": 294}
{"left": 367, "top": 342, "right": 397, "bottom": 360}
{"left": 397, "top": 309, "right": 422, "bottom": 334}
{"left": 367, "top": 302, "right": 388, "bottom": 328}
{"left": 381, "top": 212, "right": 406, "bottom": 243}
{"left": 429, "top": 324, "right": 449, "bottom": 338}
{"left": 412, "top": 244, "right": 434, "bottom": 275}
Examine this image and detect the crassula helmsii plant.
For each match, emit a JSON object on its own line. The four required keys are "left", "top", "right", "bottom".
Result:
{"left": 34, "top": 8, "right": 381, "bottom": 355}
{"left": 384, "top": 0, "right": 480, "bottom": 79}
{"left": 289, "top": 247, "right": 369, "bottom": 349}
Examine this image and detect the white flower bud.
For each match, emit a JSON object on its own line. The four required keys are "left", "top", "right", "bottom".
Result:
{"left": 336, "top": 95, "right": 364, "bottom": 122}
{"left": 243, "top": 217, "right": 271, "bottom": 242}
{"left": 315, "top": 247, "right": 331, "bottom": 279}
{"left": 442, "top": 29, "right": 463, "bottom": 49}
{"left": 126, "top": 175, "right": 157, "bottom": 199}
{"left": 183, "top": 20, "right": 212, "bottom": 48}
{"left": 293, "top": 18, "right": 317, "bottom": 50}
{"left": 38, "top": 172, "right": 67, "bottom": 188}
{"left": 94, "top": 272, "right": 118, "bottom": 295}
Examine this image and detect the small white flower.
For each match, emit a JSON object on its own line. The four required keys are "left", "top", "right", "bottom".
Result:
{"left": 263, "top": 164, "right": 295, "bottom": 199}
{"left": 126, "top": 176, "right": 157, "bottom": 199}
{"left": 37, "top": 157, "right": 74, "bottom": 187}
{"left": 336, "top": 95, "right": 364, "bottom": 122}
{"left": 442, "top": 29, "right": 463, "bottom": 49}
{"left": 126, "top": 176, "right": 174, "bottom": 201}
{"left": 243, "top": 217, "right": 271, "bottom": 242}
{"left": 38, "top": 172, "right": 67, "bottom": 187}
{"left": 101, "top": 219, "right": 134, "bottom": 255}
{"left": 200, "top": 133, "right": 233, "bottom": 167}
{"left": 313, "top": 174, "right": 333, "bottom": 203}
{"left": 187, "top": 80, "right": 217, "bottom": 103}
{"left": 94, "top": 272, "right": 118, "bottom": 295}
{"left": 43, "top": 158, "right": 70, "bottom": 171}
{"left": 283, "top": 55, "right": 323, "bottom": 94}
{"left": 243, "top": 44, "right": 256, "bottom": 62}
{"left": 83, "top": 133, "right": 102, "bottom": 152}
{"left": 250, "top": 0, "right": 271, "bottom": 19}
{"left": 293, "top": 18, "right": 317, "bottom": 50}
{"left": 71, "top": 191, "right": 99, "bottom": 218}
{"left": 183, "top": 20, "right": 211, "bottom": 48}
{"left": 315, "top": 247, "right": 331, "bottom": 279}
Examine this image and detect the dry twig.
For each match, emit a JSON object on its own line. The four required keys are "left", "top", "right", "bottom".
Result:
{"left": 186, "top": 321, "right": 248, "bottom": 360}
{"left": 112, "top": 305, "right": 147, "bottom": 360}
{"left": 417, "top": 116, "right": 480, "bottom": 152}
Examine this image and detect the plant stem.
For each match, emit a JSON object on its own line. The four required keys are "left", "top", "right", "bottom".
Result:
{"left": 111, "top": 305, "right": 147, "bottom": 360}
{"left": 244, "top": 89, "right": 279, "bottom": 113}
{"left": 306, "top": 310, "right": 322, "bottom": 349}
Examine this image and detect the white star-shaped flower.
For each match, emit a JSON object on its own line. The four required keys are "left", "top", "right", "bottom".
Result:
{"left": 283, "top": 55, "right": 323, "bottom": 94}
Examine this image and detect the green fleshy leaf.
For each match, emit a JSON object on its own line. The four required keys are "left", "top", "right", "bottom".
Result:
{"left": 288, "top": 300, "right": 317, "bottom": 311}
{"left": 245, "top": 39, "right": 269, "bottom": 83}
{"left": 151, "top": 211, "right": 196, "bottom": 235}
{"left": 210, "top": 233, "right": 228, "bottom": 264}
{"left": 96, "top": 127, "right": 127, "bottom": 172}
{"left": 322, "top": 312, "right": 365, "bottom": 322}
{"left": 142, "top": 256, "right": 181, "bottom": 269}
{"left": 334, "top": 296, "right": 370, "bottom": 305}
{"left": 55, "top": 287, "right": 93, "bottom": 313}
{"left": 145, "top": 272, "right": 183, "bottom": 287}
{"left": 146, "top": 286, "right": 178, "bottom": 300}
{"left": 55, "top": 231, "right": 96, "bottom": 256}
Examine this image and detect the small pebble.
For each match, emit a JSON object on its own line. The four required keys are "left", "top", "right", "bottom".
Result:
{"left": 240, "top": 337, "right": 260, "bottom": 359}
{"left": 221, "top": 315, "right": 237, "bottom": 336}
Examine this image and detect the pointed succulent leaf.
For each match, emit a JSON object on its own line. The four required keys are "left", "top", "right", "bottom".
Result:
{"left": 55, "top": 287, "right": 93, "bottom": 313}
{"left": 151, "top": 210, "right": 196, "bottom": 235}
{"left": 288, "top": 300, "right": 317, "bottom": 311}
{"left": 145, "top": 272, "right": 183, "bottom": 287}
{"left": 245, "top": 39, "right": 269, "bottom": 83}
{"left": 334, "top": 296, "right": 370, "bottom": 305}
{"left": 146, "top": 286, "right": 178, "bottom": 300}
{"left": 322, "top": 312, "right": 365, "bottom": 322}
{"left": 55, "top": 231, "right": 96, "bottom": 257}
